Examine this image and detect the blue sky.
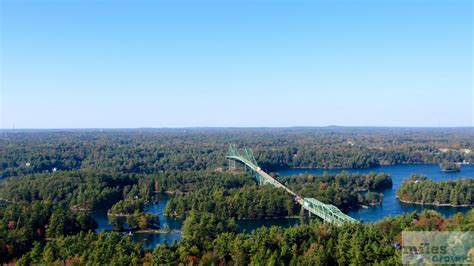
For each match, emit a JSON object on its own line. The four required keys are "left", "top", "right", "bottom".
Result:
{"left": 1, "top": 0, "right": 472, "bottom": 128}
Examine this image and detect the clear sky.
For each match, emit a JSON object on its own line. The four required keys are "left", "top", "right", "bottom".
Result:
{"left": 1, "top": 0, "right": 472, "bottom": 128}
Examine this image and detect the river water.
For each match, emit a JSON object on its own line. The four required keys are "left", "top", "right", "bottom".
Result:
{"left": 92, "top": 164, "right": 473, "bottom": 250}
{"left": 278, "top": 164, "right": 473, "bottom": 222}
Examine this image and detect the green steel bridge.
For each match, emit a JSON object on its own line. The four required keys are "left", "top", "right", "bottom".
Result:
{"left": 226, "top": 144, "right": 358, "bottom": 226}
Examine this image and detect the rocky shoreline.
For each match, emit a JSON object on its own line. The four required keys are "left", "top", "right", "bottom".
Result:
{"left": 131, "top": 229, "right": 181, "bottom": 234}
{"left": 396, "top": 197, "right": 473, "bottom": 208}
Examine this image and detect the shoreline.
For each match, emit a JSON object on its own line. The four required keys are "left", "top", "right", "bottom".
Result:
{"left": 277, "top": 162, "right": 474, "bottom": 172}
{"left": 235, "top": 215, "right": 301, "bottom": 220}
{"left": 107, "top": 212, "right": 134, "bottom": 217}
{"left": 165, "top": 214, "right": 302, "bottom": 220}
{"left": 281, "top": 163, "right": 435, "bottom": 170}
{"left": 396, "top": 197, "right": 473, "bottom": 208}
{"left": 102, "top": 228, "right": 180, "bottom": 235}
{"left": 132, "top": 229, "right": 181, "bottom": 234}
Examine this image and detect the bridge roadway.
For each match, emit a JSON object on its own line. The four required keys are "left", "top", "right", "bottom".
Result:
{"left": 226, "top": 151, "right": 358, "bottom": 226}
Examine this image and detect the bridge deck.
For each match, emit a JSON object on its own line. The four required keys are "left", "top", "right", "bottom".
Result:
{"left": 226, "top": 152, "right": 357, "bottom": 226}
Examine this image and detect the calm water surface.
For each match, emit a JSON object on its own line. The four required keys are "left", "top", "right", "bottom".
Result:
{"left": 91, "top": 199, "right": 301, "bottom": 250}
{"left": 278, "top": 164, "right": 473, "bottom": 222}
{"left": 93, "top": 164, "right": 473, "bottom": 250}
{"left": 90, "top": 197, "right": 183, "bottom": 250}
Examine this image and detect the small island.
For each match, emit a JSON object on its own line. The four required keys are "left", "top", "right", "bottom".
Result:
{"left": 439, "top": 162, "right": 461, "bottom": 172}
{"left": 107, "top": 199, "right": 160, "bottom": 232}
{"left": 397, "top": 175, "right": 473, "bottom": 207}
{"left": 281, "top": 172, "right": 392, "bottom": 211}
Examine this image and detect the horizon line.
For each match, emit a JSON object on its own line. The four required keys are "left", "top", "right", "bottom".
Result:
{"left": 1, "top": 125, "right": 473, "bottom": 131}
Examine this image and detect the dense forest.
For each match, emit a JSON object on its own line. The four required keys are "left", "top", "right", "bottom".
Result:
{"left": 278, "top": 172, "right": 392, "bottom": 211}
{"left": 0, "top": 170, "right": 263, "bottom": 234}
{"left": 165, "top": 185, "right": 298, "bottom": 219}
{"left": 2, "top": 128, "right": 473, "bottom": 178}
{"left": 0, "top": 171, "right": 153, "bottom": 211}
{"left": 108, "top": 199, "right": 145, "bottom": 215}
{"left": 11, "top": 209, "right": 474, "bottom": 265}
{"left": 107, "top": 199, "right": 160, "bottom": 231}
{"left": 397, "top": 175, "right": 474, "bottom": 207}
{"left": 0, "top": 202, "right": 97, "bottom": 263}
{"left": 1, "top": 128, "right": 473, "bottom": 264}
{"left": 165, "top": 172, "right": 393, "bottom": 218}
{"left": 0, "top": 171, "right": 252, "bottom": 211}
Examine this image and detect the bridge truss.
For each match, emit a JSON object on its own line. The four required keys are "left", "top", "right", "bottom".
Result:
{"left": 226, "top": 144, "right": 358, "bottom": 226}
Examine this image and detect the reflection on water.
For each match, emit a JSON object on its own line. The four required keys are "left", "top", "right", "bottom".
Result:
{"left": 91, "top": 164, "right": 473, "bottom": 250}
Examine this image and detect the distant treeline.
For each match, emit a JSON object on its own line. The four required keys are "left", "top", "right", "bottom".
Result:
{"left": 397, "top": 175, "right": 474, "bottom": 207}
{"left": 2, "top": 128, "right": 473, "bottom": 178}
